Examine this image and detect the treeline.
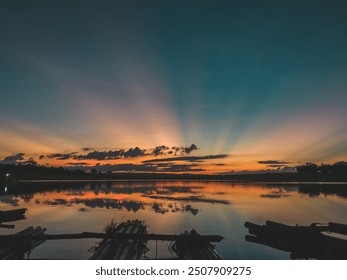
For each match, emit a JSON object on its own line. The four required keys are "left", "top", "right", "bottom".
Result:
{"left": 1, "top": 161, "right": 347, "bottom": 183}
{"left": 0, "top": 164, "right": 87, "bottom": 181}
{"left": 296, "top": 161, "right": 347, "bottom": 175}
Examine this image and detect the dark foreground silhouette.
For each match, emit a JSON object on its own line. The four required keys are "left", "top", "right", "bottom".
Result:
{"left": 0, "top": 208, "right": 27, "bottom": 228}
{"left": 245, "top": 220, "right": 347, "bottom": 259}
{"left": 0, "top": 219, "right": 223, "bottom": 259}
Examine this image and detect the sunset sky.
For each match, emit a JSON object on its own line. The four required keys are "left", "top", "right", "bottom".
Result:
{"left": 1, "top": 0, "right": 347, "bottom": 173}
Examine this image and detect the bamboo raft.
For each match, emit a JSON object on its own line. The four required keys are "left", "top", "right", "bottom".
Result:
{"left": 90, "top": 220, "right": 148, "bottom": 260}
{"left": 0, "top": 219, "right": 224, "bottom": 260}
{"left": 245, "top": 220, "right": 347, "bottom": 259}
{"left": 0, "top": 226, "right": 46, "bottom": 259}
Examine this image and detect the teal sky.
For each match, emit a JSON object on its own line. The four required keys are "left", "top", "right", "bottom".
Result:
{"left": 1, "top": 0, "right": 347, "bottom": 172}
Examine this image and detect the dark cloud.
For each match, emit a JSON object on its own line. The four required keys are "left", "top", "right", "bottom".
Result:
{"left": 76, "top": 147, "right": 146, "bottom": 160}
{"left": 0, "top": 153, "right": 25, "bottom": 164}
{"left": 0, "top": 153, "right": 36, "bottom": 166}
{"left": 41, "top": 144, "right": 199, "bottom": 162}
{"left": 184, "top": 204, "right": 199, "bottom": 215}
{"left": 157, "top": 164, "right": 205, "bottom": 172}
{"left": 20, "top": 158, "right": 38, "bottom": 166}
{"left": 150, "top": 144, "right": 198, "bottom": 156}
{"left": 39, "top": 155, "right": 45, "bottom": 160}
{"left": 184, "top": 144, "right": 198, "bottom": 154}
{"left": 66, "top": 162, "right": 89, "bottom": 166}
{"left": 152, "top": 203, "right": 199, "bottom": 215}
{"left": 43, "top": 198, "right": 70, "bottom": 206}
{"left": 267, "top": 164, "right": 287, "bottom": 168}
{"left": 152, "top": 145, "right": 169, "bottom": 156}
{"left": 36, "top": 196, "right": 200, "bottom": 215}
{"left": 123, "top": 147, "right": 146, "bottom": 158}
{"left": 143, "top": 154, "right": 229, "bottom": 163}
{"left": 0, "top": 196, "right": 20, "bottom": 206}
{"left": 171, "top": 144, "right": 198, "bottom": 155}
{"left": 260, "top": 191, "right": 291, "bottom": 199}
{"left": 152, "top": 202, "right": 167, "bottom": 214}
{"left": 46, "top": 148, "right": 147, "bottom": 161}
{"left": 72, "top": 198, "right": 144, "bottom": 212}
{"left": 143, "top": 194, "right": 230, "bottom": 205}
{"left": 258, "top": 160, "right": 291, "bottom": 165}
{"left": 100, "top": 163, "right": 157, "bottom": 172}
{"left": 47, "top": 152, "right": 78, "bottom": 160}
{"left": 153, "top": 186, "right": 202, "bottom": 195}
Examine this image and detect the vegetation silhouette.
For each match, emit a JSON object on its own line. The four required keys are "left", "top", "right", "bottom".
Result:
{"left": 1, "top": 161, "right": 347, "bottom": 183}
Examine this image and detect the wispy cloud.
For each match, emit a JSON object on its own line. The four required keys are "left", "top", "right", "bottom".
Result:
{"left": 66, "top": 162, "right": 90, "bottom": 166}
{"left": 67, "top": 162, "right": 205, "bottom": 173}
{"left": 47, "top": 152, "right": 78, "bottom": 160}
{"left": 258, "top": 160, "right": 291, "bottom": 165}
{"left": 143, "top": 154, "right": 229, "bottom": 163}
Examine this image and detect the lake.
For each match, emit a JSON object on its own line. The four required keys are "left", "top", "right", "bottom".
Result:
{"left": 1, "top": 180, "right": 347, "bottom": 259}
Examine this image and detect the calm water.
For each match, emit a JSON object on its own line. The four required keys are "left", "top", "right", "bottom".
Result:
{"left": 1, "top": 180, "right": 347, "bottom": 259}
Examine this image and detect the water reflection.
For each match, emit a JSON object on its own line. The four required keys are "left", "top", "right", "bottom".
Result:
{"left": 0, "top": 181, "right": 346, "bottom": 259}
{"left": 262, "top": 183, "right": 347, "bottom": 199}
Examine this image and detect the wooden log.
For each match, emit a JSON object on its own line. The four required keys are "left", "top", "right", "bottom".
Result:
{"left": 0, "top": 208, "right": 27, "bottom": 216}
{"left": 0, "top": 208, "right": 27, "bottom": 223}
{"left": 0, "top": 224, "right": 15, "bottom": 229}
{"left": 14, "top": 226, "right": 34, "bottom": 236}
{"left": 0, "top": 216, "right": 26, "bottom": 223}
{"left": 0, "top": 232, "right": 223, "bottom": 242}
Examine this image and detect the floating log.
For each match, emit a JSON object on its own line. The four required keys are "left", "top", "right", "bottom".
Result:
{"left": 0, "top": 208, "right": 27, "bottom": 224}
{"left": 0, "top": 232, "right": 223, "bottom": 242}
{"left": 245, "top": 220, "right": 347, "bottom": 260}
{"left": 0, "top": 224, "right": 15, "bottom": 229}
{"left": 0, "top": 226, "right": 47, "bottom": 260}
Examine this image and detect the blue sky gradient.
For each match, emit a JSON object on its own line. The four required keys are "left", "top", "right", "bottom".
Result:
{"left": 1, "top": 0, "right": 346, "bottom": 171}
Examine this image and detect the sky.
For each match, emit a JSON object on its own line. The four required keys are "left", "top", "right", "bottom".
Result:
{"left": 0, "top": 0, "right": 347, "bottom": 173}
